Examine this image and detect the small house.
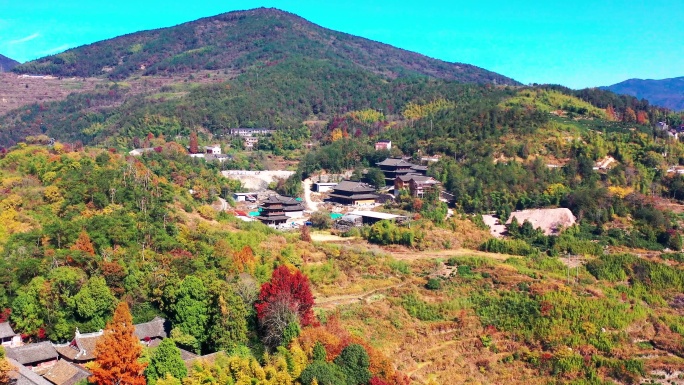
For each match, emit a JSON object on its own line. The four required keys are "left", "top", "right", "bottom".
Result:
{"left": 312, "top": 182, "right": 338, "bottom": 193}
{"left": 256, "top": 196, "right": 291, "bottom": 227}
{"left": 134, "top": 316, "right": 169, "bottom": 347}
{"left": 394, "top": 175, "right": 441, "bottom": 198}
{"left": 204, "top": 145, "right": 221, "bottom": 155}
{"left": 0, "top": 321, "right": 21, "bottom": 348}
{"left": 53, "top": 329, "right": 102, "bottom": 363}
{"left": 375, "top": 140, "right": 392, "bottom": 151}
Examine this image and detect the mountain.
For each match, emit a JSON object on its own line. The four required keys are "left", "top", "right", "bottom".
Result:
{"left": 13, "top": 7, "right": 518, "bottom": 85}
{"left": 0, "top": 54, "right": 19, "bottom": 72}
{"left": 603, "top": 76, "right": 684, "bottom": 111}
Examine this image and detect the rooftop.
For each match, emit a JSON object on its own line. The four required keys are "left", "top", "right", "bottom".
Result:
{"left": 7, "top": 358, "right": 53, "bottom": 385}
{"left": 376, "top": 158, "right": 415, "bottom": 167}
{"left": 332, "top": 180, "right": 376, "bottom": 193}
{"left": 7, "top": 341, "right": 58, "bottom": 365}
{"left": 348, "top": 211, "right": 407, "bottom": 220}
{"left": 43, "top": 360, "right": 91, "bottom": 385}
{"left": 0, "top": 321, "right": 16, "bottom": 338}
{"left": 134, "top": 316, "right": 168, "bottom": 340}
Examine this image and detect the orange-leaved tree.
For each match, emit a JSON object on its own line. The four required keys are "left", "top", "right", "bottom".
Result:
{"left": 90, "top": 302, "right": 147, "bottom": 385}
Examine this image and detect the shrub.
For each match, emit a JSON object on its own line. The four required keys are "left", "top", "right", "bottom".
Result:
{"left": 425, "top": 278, "right": 441, "bottom": 290}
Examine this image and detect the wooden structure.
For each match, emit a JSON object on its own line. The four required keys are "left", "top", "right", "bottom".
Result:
{"left": 329, "top": 181, "right": 378, "bottom": 206}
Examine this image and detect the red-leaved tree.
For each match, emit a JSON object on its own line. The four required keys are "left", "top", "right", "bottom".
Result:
{"left": 255, "top": 266, "right": 314, "bottom": 347}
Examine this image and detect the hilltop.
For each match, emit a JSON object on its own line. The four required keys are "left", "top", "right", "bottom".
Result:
{"left": 604, "top": 76, "right": 684, "bottom": 111}
{"left": 0, "top": 54, "right": 19, "bottom": 72}
{"left": 13, "top": 8, "right": 518, "bottom": 85}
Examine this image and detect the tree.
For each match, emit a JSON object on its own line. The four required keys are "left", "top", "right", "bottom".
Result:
{"left": 90, "top": 302, "right": 147, "bottom": 385}
{"left": 208, "top": 285, "right": 248, "bottom": 352}
{"left": 334, "top": 344, "right": 372, "bottom": 385}
{"left": 146, "top": 339, "right": 187, "bottom": 385}
{"left": 189, "top": 132, "right": 199, "bottom": 154}
{"left": 365, "top": 168, "right": 385, "bottom": 189}
{"left": 255, "top": 266, "right": 314, "bottom": 348}
{"left": 0, "top": 347, "right": 12, "bottom": 385}
{"left": 170, "top": 276, "right": 209, "bottom": 350}
{"left": 299, "top": 361, "right": 347, "bottom": 385}
{"left": 623, "top": 107, "right": 637, "bottom": 123}
{"left": 71, "top": 230, "right": 95, "bottom": 256}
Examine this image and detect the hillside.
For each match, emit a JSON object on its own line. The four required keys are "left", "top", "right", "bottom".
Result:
{"left": 0, "top": 54, "right": 19, "bottom": 72}
{"left": 604, "top": 76, "right": 684, "bottom": 111}
{"left": 13, "top": 8, "right": 518, "bottom": 85}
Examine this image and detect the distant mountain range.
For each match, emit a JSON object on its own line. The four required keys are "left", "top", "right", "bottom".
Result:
{"left": 603, "top": 77, "right": 684, "bottom": 111}
{"left": 0, "top": 54, "right": 19, "bottom": 72}
{"left": 13, "top": 7, "right": 519, "bottom": 85}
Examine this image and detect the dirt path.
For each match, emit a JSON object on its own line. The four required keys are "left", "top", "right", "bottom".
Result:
{"left": 314, "top": 282, "right": 406, "bottom": 309}
{"left": 302, "top": 178, "right": 319, "bottom": 212}
{"left": 388, "top": 248, "right": 517, "bottom": 262}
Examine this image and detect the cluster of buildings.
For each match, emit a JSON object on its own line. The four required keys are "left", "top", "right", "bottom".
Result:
{"left": 2, "top": 318, "right": 212, "bottom": 385}
{"left": 229, "top": 128, "right": 275, "bottom": 150}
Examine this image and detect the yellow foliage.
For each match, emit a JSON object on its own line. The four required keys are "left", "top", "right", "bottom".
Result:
{"left": 330, "top": 128, "right": 343, "bottom": 142}
{"left": 608, "top": 186, "right": 633, "bottom": 199}
{"left": 402, "top": 99, "right": 454, "bottom": 121}
{"left": 43, "top": 186, "right": 62, "bottom": 203}
{"left": 1, "top": 177, "right": 21, "bottom": 189}
{"left": 53, "top": 142, "right": 65, "bottom": 154}
{"left": 0, "top": 194, "right": 22, "bottom": 210}
{"left": 288, "top": 342, "right": 309, "bottom": 378}
{"left": 348, "top": 109, "right": 384, "bottom": 124}
{"left": 198, "top": 205, "right": 216, "bottom": 220}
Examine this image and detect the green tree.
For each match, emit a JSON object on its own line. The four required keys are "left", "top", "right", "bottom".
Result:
{"left": 300, "top": 361, "right": 347, "bottom": 385}
{"left": 146, "top": 339, "right": 187, "bottom": 385}
{"left": 365, "top": 168, "right": 386, "bottom": 189}
{"left": 170, "top": 276, "right": 209, "bottom": 350}
{"left": 334, "top": 344, "right": 371, "bottom": 385}
{"left": 208, "top": 285, "right": 248, "bottom": 352}
{"left": 73, "top": 276, "right": 116, "bottom": 330}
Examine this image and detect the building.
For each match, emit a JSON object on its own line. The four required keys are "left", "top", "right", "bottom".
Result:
{"left": 128, "top": 148, "right": 156, "bottom": 156}
{"left": 204, "top": 145, "right": 221, "bottom": 154}
{"left": 376, "top": 158, "right": 418, "bottom": 183}
{"left": 347, "top": 210, "right": 408, "bottom": 226}
{"left": 233, "top": 193, "right": 258, "bottom": 202}
{"left": 42, "top": 360, "right": 91, "bottom": 385}
{"left": 394, "top": 175, "right": 441, "bottom": 198}
{"left": 328, "top": 181, "right": 378, "bottom": 206}
{"left": 244, "top": 136, "right": 260, "bottom": 150}
{"left": 6, "top": 342, "right": 59, "bottom": 370}
{"left": 0, "top": 321, "right": 22, "bottom": 348}
{"left": 272, "top": 196, "right": 306, "bottom": 218}
{"left": 53, "top": 329, "right": 102, "bottom": 364}
{"left": 7, "top": 358, "right": 53, "bottom": 385}
{"left": 134, "top": 316, "right": 169, "bottom": 347}
{"left": 375, "top": 140, "right": 392, "bottom": 151}
{"left": 256, "top": 196, "right": 292, "bottom": 227}
{"left": 312, "top": 182, "right": 338, "bottom": 193}
{"left": 229, "top": 128, "right": 275, "bottom": 137}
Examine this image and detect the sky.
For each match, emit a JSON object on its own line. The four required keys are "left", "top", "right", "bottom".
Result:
{"left": 1, "top": 0, "right": 682, "bottom": 89}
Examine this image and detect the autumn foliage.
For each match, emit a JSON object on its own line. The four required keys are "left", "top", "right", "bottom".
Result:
{"left": 255, "top": 265, "right": 315, "bottom": 327}
{"left": 90, "top": 302, "right": 147, "bottom": 385}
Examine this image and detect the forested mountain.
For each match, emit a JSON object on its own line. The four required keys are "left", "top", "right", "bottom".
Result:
{"left": 12, "top": 8, "right": 517, "bottom": 85}
{"left": 604, "top": 76, "right": 684, "bottom": 111}
{"left": 0, "top": 54, "right": 19, "bottom": 72}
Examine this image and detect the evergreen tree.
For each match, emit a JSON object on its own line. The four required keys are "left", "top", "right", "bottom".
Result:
{"left": 208, "top": 285, "right": 248, "bottom": 352}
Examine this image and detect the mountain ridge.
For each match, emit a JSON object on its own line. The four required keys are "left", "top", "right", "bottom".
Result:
{"left": 13, "top": 7, "right": 519, "bottom": 85}
{"left": 0, "top": 54, "right": 19, "bottom": 72}
{"left": 603, "top": 76, "right": 684, "bottom": 111}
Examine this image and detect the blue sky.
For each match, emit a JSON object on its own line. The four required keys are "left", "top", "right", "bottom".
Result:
{"left": 1, "top": 1, "right": 682, "bottom": 88}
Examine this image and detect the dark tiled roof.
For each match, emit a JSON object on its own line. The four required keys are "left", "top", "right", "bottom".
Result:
{"left": 178, "top": 348, "right": 199, "bottom": 361}
{"left": 376, "top": 158, "right": 415, "bottom": 167}
{"left": 43, "top": 360, "right": 91, "bottom": 385}
{"left": 257, "top": 215, "right": 290, "bottom": 222}
{"left": 0, "top": 322, "right": 16, "bottom": 338}
{"left": 7, "top": 342, "right": 58, "bottom": 365}
{"left": 134, "top": 317, "right": 168, "bottom": 340}
{"left": 410, "top": 165, "right": 429, "bottom": 171}
{"left": 332, "top": 181, "right": 376, "bottom": 193}
{"left": 7, "top": 358, "right": 53, "bottom": 385}
{"left": 396, "top": 175, "right": 437, "bottom": 183}
{"left": 281, "top": 204, "right": 305, "bottom": 212}
{"left": 329, "top": 193, "right": 378, "bottom": 201}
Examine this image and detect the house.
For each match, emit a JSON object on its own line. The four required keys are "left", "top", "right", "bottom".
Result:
{"left": 376, "top": 158, "right": 418, "bottom": 183}
{"left": 204, "top": 145, "right": 221, "bottom": 154}
{"left": 6, "top": 341, "right": 59, "bottom": 370}
{"left": 42, "top": 360, "right": 91, "bottom": 385}
{"left": 256, "top": 196, "right": 292, "bottom": 227}
{"left": 53, "top": 329, "right": 102, "bottom": 364}
{"left": 657, "top": 121, "right": 669, "bottom": 131}
{"left": 269, "top": 196, "right": 306, "bottom": 218}
{"left": 233, "top": 193, "right": 257, "bottom": 202}
{"left": 312, "top": 182, "right": 338, "bottom": 193}
{"left": 134, "top": 316, "right": 169, "bottom": 347}
{"left": 328, "top": 181, "right": 378, "bottom": 206}
{"left": 394, "top": 175, "right": 441, "bottom": 198}
{"left": 375, "top": 140, "right": 392, "bottom": 151}
{"left": 420, "top": 155, "right": 441, "bottom": 163}
{"left": 0, "top": 321, "right": 22, "bottom": 348}
{"left": 7, "top": 358, "right": 53, "bottom": 385}
{"left": 128, "top": 148, "right": 155, "bottom": 156}
{"left": 244, "top": 136, "right": 260, "bottom": 150}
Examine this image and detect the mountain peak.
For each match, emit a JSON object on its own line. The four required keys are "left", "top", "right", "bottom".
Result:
{"left": 13, "top": 8, "right": 518, "bottom": 85}
{"left": 604, "top": 76, "right": 684, "bottom": 111}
